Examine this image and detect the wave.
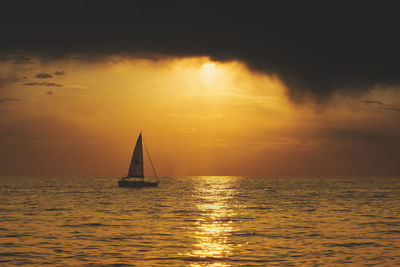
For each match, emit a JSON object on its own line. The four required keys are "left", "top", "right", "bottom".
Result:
{"left": 61, "top": 223, "right": 106, "bottom": 227}
{"left": 326, "top": 242, "right": 378, "bottom": 248}
{"left": 45, "top": 208, "right": 70, "bottom": 211}
{"left": 246, "top": 206, "right": 272, "bottom": 210}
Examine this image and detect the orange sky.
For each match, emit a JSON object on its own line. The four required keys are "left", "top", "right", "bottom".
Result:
{"left": 0, "top": 57, "right": 399, "bottom": 176}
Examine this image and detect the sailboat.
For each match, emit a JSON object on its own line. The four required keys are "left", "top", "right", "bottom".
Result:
{"left": 118, "top": 132, "right": 160, "bottom": 188}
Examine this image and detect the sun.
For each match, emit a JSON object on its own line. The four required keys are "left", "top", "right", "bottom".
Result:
{"left": 200, "top": 62, "right": 218, "bottom": 84}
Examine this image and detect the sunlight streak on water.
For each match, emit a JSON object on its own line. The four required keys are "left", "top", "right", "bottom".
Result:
{"left": 186, "top": 177, "right": 236, "bottom": 266}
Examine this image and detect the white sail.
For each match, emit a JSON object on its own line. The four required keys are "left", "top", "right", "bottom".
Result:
{"left": 127, "top": 133, "right": 144, "bottom": 178}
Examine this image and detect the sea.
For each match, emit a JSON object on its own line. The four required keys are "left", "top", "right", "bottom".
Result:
{"left": 0, "top": 176, "right": 399, "bottom": 266}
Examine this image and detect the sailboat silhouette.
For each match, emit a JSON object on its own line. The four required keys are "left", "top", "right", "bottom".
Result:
{"left": 118, "top": 131, "right": 159, "bottom": 188}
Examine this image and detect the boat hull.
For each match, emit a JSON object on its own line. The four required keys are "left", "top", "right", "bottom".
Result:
{"left": 118, "top": 179, "right": 159, "bottom": 188}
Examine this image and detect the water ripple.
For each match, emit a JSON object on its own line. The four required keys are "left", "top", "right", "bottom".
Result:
{"left": 0, "top": 176, "right": 399, "bottom": 266}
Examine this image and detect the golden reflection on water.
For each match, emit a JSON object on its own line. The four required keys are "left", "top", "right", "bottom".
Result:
{"left": 187, "top": 176, "right": 237, "bottom": 267}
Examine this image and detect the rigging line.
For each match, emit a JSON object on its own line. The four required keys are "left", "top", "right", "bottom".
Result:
{"left": 143, "top": 138, "right": 158, "bottom": 178}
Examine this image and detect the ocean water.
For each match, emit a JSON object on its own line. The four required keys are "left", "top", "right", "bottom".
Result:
{"left": 0, "top": 176, "right": 400, "bottom": 266}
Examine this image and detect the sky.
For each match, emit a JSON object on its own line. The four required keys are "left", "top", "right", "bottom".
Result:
{"left": 0, "top": 1, "right": 399, "bottom": 176}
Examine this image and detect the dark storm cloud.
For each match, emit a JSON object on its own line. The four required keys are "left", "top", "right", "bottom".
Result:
{"left": 23, "top": 82, "right": 63, "bottom": 87}
{"left": 1, "top": 1, "right": 400, "bottom": 101}
{"left": 35, "top": 72, "right": 53, "bottom": 79}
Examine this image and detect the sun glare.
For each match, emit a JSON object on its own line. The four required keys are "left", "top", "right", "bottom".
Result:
{"left": 200, "top": 62, "right": 218, "bottom": 84}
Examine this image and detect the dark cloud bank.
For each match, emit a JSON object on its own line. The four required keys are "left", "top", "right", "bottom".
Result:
{"left": 1, "top": 1, "right": 400, "bottom": 102}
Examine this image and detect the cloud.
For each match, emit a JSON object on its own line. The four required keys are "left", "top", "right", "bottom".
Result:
{"left": 44, "top": 90, "right": 92, "bottom": 98}
{"left": 0, "top": 55, "right": 35, "bottom": 65}
{"left": 23, "top": 82, "right": 63, "bottom": 87}
{"left": 363, "top": 100, "right": 384, "bottom": 106}
{"left": 1, "top": 1, "right": 400, "bottom": 102}
{"left": 363, "top": 99, "right": 400, "bottom": 112}
{"left": 12, "top": 56, "right": 35, "bottom": 65}
{"left": 54, "top": 71, "right": 65, "bottom": 76}
{"left": 0, "top": 97, "right": 21, "bottom": 104}
{"left": 35, "top": 72, "right": 53, "bottom": 79}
